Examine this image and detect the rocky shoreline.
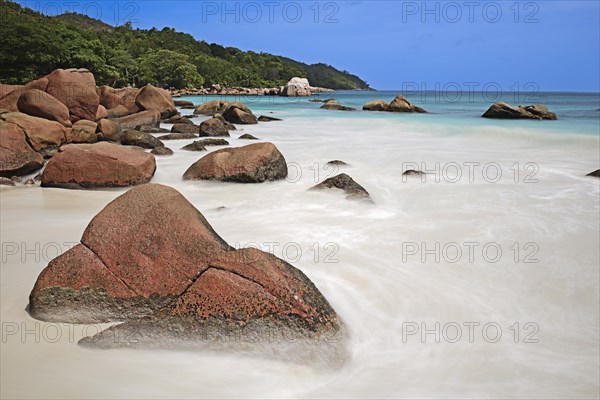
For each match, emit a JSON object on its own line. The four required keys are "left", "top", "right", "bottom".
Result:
{"left": 1, "top": 68, "right": 598, "bottom": 368}
{"left": 169, "top": 77, "right": 335, "bottom": 97}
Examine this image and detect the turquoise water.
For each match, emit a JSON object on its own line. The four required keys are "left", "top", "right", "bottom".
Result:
{"left": 178, "top": 91, "right": 600, "bottom": 136}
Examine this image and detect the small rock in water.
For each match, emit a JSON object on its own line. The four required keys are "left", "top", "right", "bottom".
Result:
{"left": 171, "top": 123, "right": 200, "bottom": 134}
{"left": 181, "top": 141, "right": 207, "bottom": 152}
{"left": 158, "top": 133, "right": 198, "bottom": 140}
{"left": 11, "top": 176, "right": 22, "bottom": 183}
{"left": 199, "top": 138, "right": 229, "bottom": 146}
{"left": 239, "top": 134, "right": 258, "bottom": 140}
{"left": 586, "top": 169, "right": 600, "bottom": 178}
{"left": 403, "top": 170, "right": 426, "bottom": 176}
{"left": 183, "top": 142, "right": 287, "bottom": 183}
{"left": 310, "top": 173, "right": 373, "bottom": 202}
{"left": 257, "top": 115, "right": 282, "bottom": 122}
{"left": 326, "top": 160, "right": 348, "bottom": 166}
{"left": 24, "top": 178, "right": 35, "bottom": 185}
{"left": 151, "top": 147, "right": 173, "bottom": 156}
{"left": 138, "top": 125, "right": 169, "bottom": 134}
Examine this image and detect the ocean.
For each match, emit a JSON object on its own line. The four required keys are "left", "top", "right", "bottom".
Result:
{"left": 1, "top": 91, "right": 599, "bottom": 398}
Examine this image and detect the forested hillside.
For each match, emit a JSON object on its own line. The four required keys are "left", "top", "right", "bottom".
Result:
{"left": 0, "top": 1, "right": 370, "bottom": 90}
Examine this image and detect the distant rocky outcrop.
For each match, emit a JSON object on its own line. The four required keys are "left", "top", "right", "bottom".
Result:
{"left": 482, "top": 102, "right": 557, "bottom": 120}
{"left": 363, "top": 95, "right": 426, "bottom": 113}
{"left": 320, "top": 99, "right": 356, "bottom": 111}
{"left": 281, "top": 77, "right": 311, "bottom": 97}
{"left": 183, "top": 142, "right": 287, "bottom": 183}
{"left": 310, "top": 173, "right": 372, "bottom": 202}
{"left": 41, "top": 142, "right": 156, "bottom": 189}
{"left": 362, "top": 100, "right": 389, "bottom": 111}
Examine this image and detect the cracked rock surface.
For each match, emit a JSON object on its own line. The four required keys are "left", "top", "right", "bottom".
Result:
{"left": 29, "top": 184, "right": 346, "bottom": 366}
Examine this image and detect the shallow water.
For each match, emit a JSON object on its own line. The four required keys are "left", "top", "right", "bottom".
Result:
{"left": 1, "top": 93, "right": 599, "bottom": 398}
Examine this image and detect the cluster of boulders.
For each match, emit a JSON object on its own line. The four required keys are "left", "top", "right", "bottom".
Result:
{"left": 320, "top": 99, "right": 356, "bottom": 111}
{"left": 0, "top": 68, "right": 177, "bottom": 182}
{"left": 481, "top": 102, "right": 557, "bottom": 120}
{"left": 362, "top": 95, "right": 427, "bottom": 113}
{"left": 169, "top": 78, "right": 334, "bottom": 97}
{"left": 28, "top": 183, "right": 346, "bottom": 366}
{"left": 0, "top": 68, "right": 293, "bottom": 188}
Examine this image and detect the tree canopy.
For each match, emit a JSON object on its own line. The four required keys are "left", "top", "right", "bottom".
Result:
{"left": 0, "top": 1, "right": 370, "bottom": 90}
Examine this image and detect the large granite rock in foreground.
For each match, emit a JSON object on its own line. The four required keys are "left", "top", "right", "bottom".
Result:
{"left": 183, "top": 142, "right": 288, "bottom": 182}
{"left": 41, "top": 142, "right": 156, "bottom": 189}
{"left": 482, "top": 102, "right": 557, "bottom": 120}
{"left": 0, "top": 121, "right": 44, "bottom": 177}
{"left": 29, "top": 184, "right": 231, "bottom": 322}
{"left": 29, "top": 184, "right": 345, "bottom": 366}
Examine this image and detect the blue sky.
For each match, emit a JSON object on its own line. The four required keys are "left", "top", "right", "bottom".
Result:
{"left": 21, "top": 0, "right": 600, "bottom": 91}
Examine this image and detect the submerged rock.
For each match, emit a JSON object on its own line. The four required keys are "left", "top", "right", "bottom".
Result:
{"left": 41, "top": 142, "right": 156, "bottom": 189}
{"left": 257, "top": 115, "right": 282, "bottom": 122}
{"left": 151, "top": 147, "right": 173, "bottom": 156}
{"left": 239, "top": 134, "right": 259, "bottom": 140}
{"left": 181, "top": 141, "right": 207, "bottom": 152}
{"left": 29, "top": 184, "right": 346, "bottom": 366}
{"left": 320, "top": 100, "right": 356, "bottom": 111}
{"left": 402, "top": 170, "right": 426, "bottom": 176}
{"left": 482, "top": 102, "right": 557, "bottom": 120}
{"left": 310, "top": 173, "right": 372, "bottom": 202}
{"left": 198, "top": 138, "right": 229, "bottom": 146}
{"left": 326, "top": 160, "right": 348, "bottom": 166}
{"left": 158, "top": 132, "right": 198, "bottom": 140}
{"left": 183, "top": 142, "right": 287, "bottom": 183}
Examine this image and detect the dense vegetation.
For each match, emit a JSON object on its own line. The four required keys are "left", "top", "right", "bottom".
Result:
{"left": 0, "top": 1, "right": 370, "bottom": 90}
